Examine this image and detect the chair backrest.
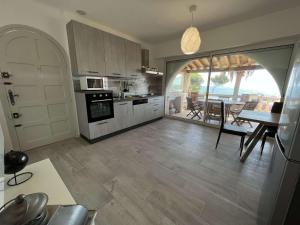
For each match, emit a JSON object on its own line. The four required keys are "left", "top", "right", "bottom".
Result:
{"left": 271, "top": 102, "right": 284, "bottom": 113}
{"left": 243, "top": 101, "right": 258, "bottom": 111}
{"left": 186, "top": 97, "right": 194, "bottom": 109}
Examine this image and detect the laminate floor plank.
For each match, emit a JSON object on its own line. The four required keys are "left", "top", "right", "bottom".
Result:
{"left": 27, "top": 118, "right": 272, "bottom": 225}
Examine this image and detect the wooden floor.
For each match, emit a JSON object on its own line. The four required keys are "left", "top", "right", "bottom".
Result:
{"left": 27, "top": 118, "right": 273, "bottom": 225}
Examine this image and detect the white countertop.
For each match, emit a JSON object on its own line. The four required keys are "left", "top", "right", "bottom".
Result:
{"left": 4, "top": 158, "right": 76, "bottom": 205}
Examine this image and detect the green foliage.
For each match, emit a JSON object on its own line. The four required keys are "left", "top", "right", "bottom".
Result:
{"left": 211, "top": 73, "right": 229, "bottom": 86}
{"left": 190, "top": 73, "right": 204, "bottom": 92}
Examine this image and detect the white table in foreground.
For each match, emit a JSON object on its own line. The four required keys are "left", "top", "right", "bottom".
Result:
{"left": 4, "top": 158, "right": 76, "bottom": 205}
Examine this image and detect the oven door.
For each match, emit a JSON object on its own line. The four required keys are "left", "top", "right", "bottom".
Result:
{"left": 86, "top": 97, "right": 114, "bottom": 123}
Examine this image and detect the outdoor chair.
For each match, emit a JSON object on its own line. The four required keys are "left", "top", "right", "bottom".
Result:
{"left": 215, "top": 101, "right": 248, "bottom": 156}
{"left": 186, "top": 97, "right": 203, "bottom": 119}
{"left": 206, "top": 100, "right": 222, "bottom": 123}
{"left": 230, "top": 101, "right": 258, "bottom": 127}
{"left": 260, "top": 102, "right": 284, "bottom": 155}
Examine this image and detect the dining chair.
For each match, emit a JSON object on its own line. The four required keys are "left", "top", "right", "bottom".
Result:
{"left": 186, "top": 97, "right": 202, "bottom": 119}
{"left": 215, "top": 101, "right": 248, "bottom": 156}
{"left": 260, "top": 102, "right": 284, "bottom": 155}
{"left": 230, "top": 101, "right": 258, "bottom": 127}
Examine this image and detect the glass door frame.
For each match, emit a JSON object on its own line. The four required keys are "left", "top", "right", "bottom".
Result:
{"left": 165, "top": 43, "right": 296, "bottom": 125}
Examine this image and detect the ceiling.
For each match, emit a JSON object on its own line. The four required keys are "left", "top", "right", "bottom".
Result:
{"left": 184, "top": 55, "right": 261, "bottom": 73}
{"left": 37, "top": 0, "right": 300, "bottom": 43}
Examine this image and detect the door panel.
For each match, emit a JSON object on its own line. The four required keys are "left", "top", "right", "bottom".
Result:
{"left": 44, "top": 85, "right": 66, "bottom": 101}
{"left": 0, "top": 28, "right": 75, "bottom": 150}
{"left": 47, "top": 103, "right": 68, "bottom": 120}
{"left": 5, "top": 35, "right": 38, "bottom": 63}
{"left": 41, "top": 65, "right": 64, "bottom": 83}
{"left": 13, "top": 85, "right": 43, "bottom": 105}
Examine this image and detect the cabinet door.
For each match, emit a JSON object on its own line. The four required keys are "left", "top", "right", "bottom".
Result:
{"left": 90, "top": 118, "right": 115, "bottom": 139}
{"left": 104, "top": 33, "right": 126, "bottom": 77}
{"left": 67, "top": 21, "right": 106, "bottom": 76}
{"left": 114, "top": 101, "right": 133, "bottom": 130}
{"left": 125, "top": 40, "right": 141, "bottom": 77}
{"left": 133, "top": 104, "right": 146, "bottom": 125}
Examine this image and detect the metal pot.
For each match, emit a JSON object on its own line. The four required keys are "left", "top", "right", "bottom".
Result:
{"left": 0, "top": 193, "right": 49, "bottom": 225}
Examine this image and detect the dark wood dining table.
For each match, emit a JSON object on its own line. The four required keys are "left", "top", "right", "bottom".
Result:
{"left": 237, "top": 110, "right": 281, "bottom": 162}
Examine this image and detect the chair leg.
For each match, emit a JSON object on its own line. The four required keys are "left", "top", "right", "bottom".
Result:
{"left": 215, "top": 130, "right": 222, "bottom": 149}
{"left": 240, "top": 136, "right": 245, "bottom": 156}
{"left": 186, "top": 110, "right": 192, "bottom": 117}
{"left": 260, "top": 133, "right": 267, "bottom": 155}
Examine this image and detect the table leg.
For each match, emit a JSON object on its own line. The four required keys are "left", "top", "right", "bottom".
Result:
{"left": 240, "top": 124, "right": 267, "bottom": 162}
{"left": 245, "top": 124, "right": 263, "bottom": 146}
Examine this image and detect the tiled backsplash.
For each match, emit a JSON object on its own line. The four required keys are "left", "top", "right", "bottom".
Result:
{"left": 73, "top": 75, "right": 163, "bottom": 96}
{"left": 108, "top": 74, "right": 163, "bottom": 96}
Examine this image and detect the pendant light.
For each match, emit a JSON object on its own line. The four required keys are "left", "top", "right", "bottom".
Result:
{"left": 181, "top": 5, "right": 201, "bottom": 55}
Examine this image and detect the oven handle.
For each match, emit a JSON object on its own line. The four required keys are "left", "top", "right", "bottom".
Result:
{"left": 91, "top": 99, "right": 113, "bottom": 103}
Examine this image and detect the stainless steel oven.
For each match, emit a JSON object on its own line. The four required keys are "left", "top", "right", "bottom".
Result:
{"left": 85, "top": 91, "right": 114, "bottom": 123}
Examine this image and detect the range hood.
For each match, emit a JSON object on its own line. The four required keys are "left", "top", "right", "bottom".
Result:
{"left": 141, "top": 49, "right": 163, "bottom": 76}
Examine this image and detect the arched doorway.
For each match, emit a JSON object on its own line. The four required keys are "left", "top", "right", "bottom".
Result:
{"left": 0, "top": 25, "right": 76, "bottom": 151}
{"left": 166, "top": 45, "right": 293, "bottom": 127}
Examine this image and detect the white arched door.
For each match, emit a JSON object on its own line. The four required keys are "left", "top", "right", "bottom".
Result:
{"left": 0, "top": 27, "right": 75, "bottom": 151}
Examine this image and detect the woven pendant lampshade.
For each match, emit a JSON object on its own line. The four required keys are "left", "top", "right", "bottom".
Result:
{"left": 181, "top": 26, "right": 201, "bottom": 55}
{"left": 181, "top": 5, "right": 201, "bottom": 55}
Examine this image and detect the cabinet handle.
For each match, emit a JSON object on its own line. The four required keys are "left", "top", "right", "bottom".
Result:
{"left": 96, "top": 121, "right": 108, "bottom": 125}
{"left": 119, "top": 103, "right": 128, "bottom": 105}
{"left": 87, "top": 71, "right": 99, "bottom": 74}
{"left": 153, "top": 109, "right": 158, "bottom": 111}
{"left": 131, "top": 74, "right": 138, "bottom": 77}
{"left": 112, "top": 73, "right": 121, "bottom": 76}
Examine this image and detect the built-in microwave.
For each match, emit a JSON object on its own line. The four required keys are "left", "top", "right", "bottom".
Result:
{"left": 79, "top": 76, "right": 108, "bottom": 90}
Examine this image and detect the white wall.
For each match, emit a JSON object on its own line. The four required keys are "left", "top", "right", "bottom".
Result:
{"left": 153, "top": 6, "right": 300, "bottom": 58}
{"left": 0, "top": 0, "right": 155, "bottom": 151}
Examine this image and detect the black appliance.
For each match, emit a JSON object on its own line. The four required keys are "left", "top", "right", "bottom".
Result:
{"left": 133, "top": 98, "right": 148, "bottom": 105}
{"left": 4, "top": 150, "right": 33, "bottom": 186}
{"left": 85, "top": 91, "right": 114, "bottom": 123}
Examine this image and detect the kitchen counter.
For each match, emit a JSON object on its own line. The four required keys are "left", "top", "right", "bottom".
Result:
{"left": 113, "top": 95, "right": 164, "bottom": 102}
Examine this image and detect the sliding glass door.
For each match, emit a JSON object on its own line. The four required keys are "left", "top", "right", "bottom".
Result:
{"left": 166, "top": 45, "right": 293, "bottom": 127}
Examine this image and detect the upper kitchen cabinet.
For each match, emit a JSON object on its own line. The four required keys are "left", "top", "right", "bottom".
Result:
{"left": 125, "top": 40, "right": 141, "bottom": 77}
{"left": 104, "top": 33, "right": 126, "bottom": 77}
{"left": 67, "top": 20, "right": 106, "bottom": 76}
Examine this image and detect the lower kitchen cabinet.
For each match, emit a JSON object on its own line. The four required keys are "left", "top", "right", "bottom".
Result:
{"left": 133, "top": 104, "right": 147, "bottom": 125}
{"left": 87, "top": 96, "right": 164, "bottom": 142}
{"left": 114, "top": 101, "right": 133, "bottom": 130}
{"left": 89, "top": 118, "right": 116, "bottom": 139}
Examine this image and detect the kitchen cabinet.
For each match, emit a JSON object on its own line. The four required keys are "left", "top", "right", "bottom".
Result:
{"left": 67, "top": 21, "right": 106, "bottom": 76}
{"left": 113, "top": 101, "right": 133, "bottom": 130}
{"left": 148, "top": 96, "right": 165, "bottom": 120}
{"left": 125, "top": 40, "right": 141, "bottom": 77}
{"left": 133, "top": 104, "right": 147, "bottom": 125}
{"left": 87, "top": 97, "right": 164, "bottom": 141}
{"left": 104, "top": 33, "right": 126, "bottom": 77}
{"left": 89, "top": 118, "right": 115, "bottom": 139}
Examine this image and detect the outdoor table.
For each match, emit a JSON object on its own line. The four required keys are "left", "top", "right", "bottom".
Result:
{"left": 237, "top": 110, "right": 281, "bottom": 162}
{"left": 197, "top": 99, "right": 245, "bottom": 121}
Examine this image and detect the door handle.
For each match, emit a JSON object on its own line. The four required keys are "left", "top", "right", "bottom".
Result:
{"left": 8, "top": 89, "right": 15, "bottom": 105}
{"left": 14, "top": 124, "right": 22, "bottom": 127}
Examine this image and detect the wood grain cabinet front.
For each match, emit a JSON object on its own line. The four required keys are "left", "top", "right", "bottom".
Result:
{"left": 67, "top": 20, "right": 106, "bottom": 76}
